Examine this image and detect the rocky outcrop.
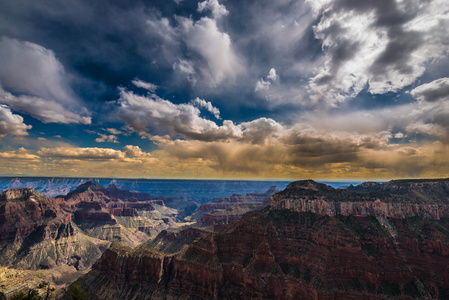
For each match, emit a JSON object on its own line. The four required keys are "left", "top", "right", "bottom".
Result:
{"left": 271, "top": 198, "right": 449, "bottom": 219}
{"left": 144, "top": 227, "right": 208, "bottom": 254}
{"left": 271, "top": 180, "right": 449, "bottom": 219}
{"left": 0, "top": 188, "right": 109, "bottom": 270}
{"left": 189, "top": 186, "right": 278, "bottom": 222}
{"left": 75, "top": 179, "right": 449, "bottom": 299}
{"left": 62, "top": 183, "right": 184, "bottom": 244}
{"left": 346, "top": 178, "right": 449, "bottom": 204}
{"left": 200, "top": 202, "right": 265, "bottom": 225}
{"left": 0, "top": 188, "right": 71, "bottom": 246}
{"left": 74, "top": 211, "right": 117, "bottom": 225}
{"left": 76, "top": 208, "right": 449, "bottom": 299}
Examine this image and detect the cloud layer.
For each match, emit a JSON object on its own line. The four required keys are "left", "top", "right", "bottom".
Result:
{"left": 0, "top": 0, "right": 448, "bottom": 179}
{"left": 0, "top": 37, "right": 91, "bottom": 124}
{"left": 307, "top": 0, "right": 449, "bottom": 105}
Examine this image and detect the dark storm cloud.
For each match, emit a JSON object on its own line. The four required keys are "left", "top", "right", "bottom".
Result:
{"left": 0, "top": 0, "right": 319, "bottom": 113}
{"left": 333, "top": 0, "right": 419, "bottom": 23}
{"left": 1, "top": 0, "right": 449, "bottom": 179}
{"left": 370, "top": 30, "right": 424, "bottom": 77}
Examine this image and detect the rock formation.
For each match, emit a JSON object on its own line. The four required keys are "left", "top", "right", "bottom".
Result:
{"left": 0, "top": 188, "right": 109, "bottom": 270}
{"left": 271, "top": 180, "right": 449, "bottom": 219}
{"left": 75, "top": 179, "right": 449, "bottom": 299}
{"left": 189, "top": 186, "right": 278, "bottom": 224}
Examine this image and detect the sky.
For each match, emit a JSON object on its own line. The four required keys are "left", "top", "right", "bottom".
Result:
{"left": 0, "top": 0, "right": 448, "bottom": 180}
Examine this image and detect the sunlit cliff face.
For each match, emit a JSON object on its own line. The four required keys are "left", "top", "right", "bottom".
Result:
{"left": 0, "top": 0, "right": 448, "bottom": 180}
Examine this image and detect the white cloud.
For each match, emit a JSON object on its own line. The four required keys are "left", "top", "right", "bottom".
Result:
{"left": 240, "top": 117, "right": 284, "bottom": 144}
{"left": 95, "top": 133, "right": 119, "bottom": 143}
{"left": 255, "top": 68, "right": 278, "bottom": 93}
{"left": 123, "top": 145, "right": 146, "bottom": 157}
{"left": 406, "top": 121, "right": 447, "bottom": 137}
{"left": 191, "top": 97, "right": 221, "bottom": 119}
{"left": 38, "top": 147, "right": 126, "bottom": 160}
{"left": 0, "top": 37, "right": 91, "bottom": 124}
{"left": 0, "top": 148, "right": 40, "bottom": 161}
{"left": 173, "top": 59, "right": 196, "bottom": 84}
{"left": 411, "top": 77, "right": 449, "bottom": 102}
{"left": 255, "top": 79, "right": 271, "bottom": 92}
{"left": 0, "top": 87, "right": 91, "bottom": 124}
{"left": 105, "top": 128, "right": 124, "bottom": 135}
{"left": 306, "top": 0, "right": 449, "bottom": 105}
{"left": 197, "top": 0, "right": 229, "bottom": 19}
{"left": 117, "top": 88, "right": 241, "bottom": 141}
{"left": 117, "top": 88, "right": 292, "bottom": 144}
{"left": 394, "top": 132, "right": 405, "bottom": 139}
{"left": 267, "top": 68, "right": 278, "bottom": 81}
{"left": 180, "top": 17, "right": 242, "bottom": 87}
{"left": 0, "top": 104, "right": 31, "bottom": 137}
{"left": 132, "top": 79, "right": 158, "bottom": 92}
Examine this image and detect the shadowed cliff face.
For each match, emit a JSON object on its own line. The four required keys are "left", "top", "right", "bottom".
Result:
{"left": 0, "top": 182, "right": 183, "bottom": 271}
{"left": 0, "top": 188, "right": 110, "bottom": 270}
{"left": 189, "top": 186, "right": 278, "bottom": 224}
{"left": 75, "top": 179, "right": 449, "bottom": 299}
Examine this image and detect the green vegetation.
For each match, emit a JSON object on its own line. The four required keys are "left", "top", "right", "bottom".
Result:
{"left": 303, "top": 268, "right": 312, "bottom": 284}
{"left": 68, "top": 284, "right": 89, "bottom": 300}
{"left": 335, "top": 215, "right": 386, "bottom": 237}
{"left": 380, "top": 281, "right": 401, "bottom": 297}
{"left": 279, "top": 262, "right": 301, "bottom": 278}
{"left": 391, "top": 178, "right": 449, "bottom": 184}
{"left": 349, "top": 278, "right": 364, "bottom": 292}
{"left": 264, "top": 209, "right": 299, "bottom": 224}
{"left": 11, "top": 289, "right": 41, "bottom": 300}
{"left": 403, "top": 281, "right": 420, "bottom": 298}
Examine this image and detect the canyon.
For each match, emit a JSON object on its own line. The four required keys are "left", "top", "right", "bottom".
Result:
{"left": 4, "top": 178, "right": 449, "bottom": 299}
{"left": 74, "top": 179, "right": 449, "bottom": 299}
{"left": 0, "top": 179, "right": 286, "bottom": 299}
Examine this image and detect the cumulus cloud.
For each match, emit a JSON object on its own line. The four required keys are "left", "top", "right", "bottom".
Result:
{"left": 306, "top": 0, "right": 449, "bottom": 105}
{"left": 394, "top": 132, "right": 405, "bottom": 139}
{"left": 0, "top": 147, "right": 40, "bottom": 161}
{"left": 411, "top": 78, "right": 449, "bottom": 102}
{"left": 254, "top": 79, "right": 271, "bottom": 92}
{"left": 173, "top": 59, "right": 197, "bottom": 84}
{"left": 2, "top": 126, "right": 448, "bottom": 179}
{"left": 255, "top": 68, "right": 278, "bottom": 92}
{"left": 95, "top": 133, "right": 119, "bottom": 143}
{"left": 123, "top": 145, "right": 148, "bottom": 157}
{"left": 0, "top": 87, "right": 91, "bottom": 124}
{"left": 38, "top": 147, "right": 126, "bottom": 160}
{"left": 191, "top": 97, "right": 221, "bottom": 119}
{"left": 132, "top": 79, "right": 158, "bottom": 92}
{"left": 197, "top": 0, "right": 229, "bottom": 19}
{"left": 240, "top": 117, "right": 283, "bottom": 144}
{"left": 105, "top": 128, "right": 124, "bottom": 135}
{"left": 0, "top": 104, "right": 31, "bottom": 137}
{"left": 179, "top": 16, "right": 243, "bottom": 87}
{"left": 148, "top": 125, "right": 398, "bottom": 177}
{"left": 117, "top": 88, "right": 241, "bottom": 141}
{"left": 267, "top": 68, "right": 278, "bottom": 81}
{"left": 0, "top": 37, "right": 91, "bottom": 124}
{"left": 406, "top": 121, "right": 447, "bottom": 137}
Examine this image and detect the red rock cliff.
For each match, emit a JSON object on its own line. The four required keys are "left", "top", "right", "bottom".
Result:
{"left": 73, "top": 180, "right": 449, "bottom": 299}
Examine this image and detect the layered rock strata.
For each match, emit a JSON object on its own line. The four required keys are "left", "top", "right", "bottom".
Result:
{"left": 75, "top": 179, "right": 449, "bottom": 299}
